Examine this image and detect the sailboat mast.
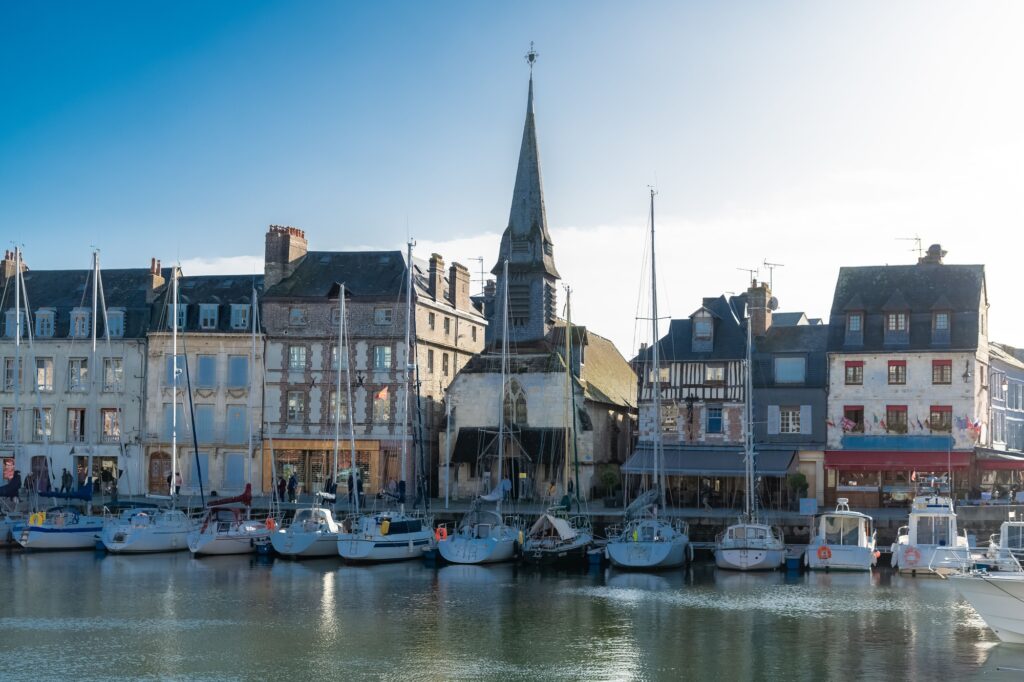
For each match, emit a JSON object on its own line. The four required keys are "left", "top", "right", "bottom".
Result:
{"left": 563, "top": 287, "right": 572, "bottom": 496}
{"left": 88, "top": 250, "right": 99, "bottom": 514}
{"left": 649, "top": 190, "right": 666, "bottom": 511}
{"left": 12, "top": 248, "right": 20, "bottom": 476}
{"left": 332, "top": 285, "right": 344, "bottom": 504}
{"left": 497, "top": 258, "right": 509, "bottom": 515}
{"left": 246, "top": 286, "right": 256, "bottom": 488}
{"left": 341, "top": 286, "right": 359, "bottom": 515}
{"left": 171, "top": 267, "right": 178, "bottom": 498}
{"left": 745, "top": 306, "right": 753, "bottom": 521}
{"left": 401, "top": 239, "right": 414, "bottom": 512}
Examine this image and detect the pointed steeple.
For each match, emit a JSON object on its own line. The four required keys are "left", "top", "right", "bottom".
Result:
{"left": 493, "top": 53, "right": 559, "bottom": 279}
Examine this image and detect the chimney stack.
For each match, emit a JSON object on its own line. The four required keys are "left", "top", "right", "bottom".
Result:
{"left": 747, "top": 279, "right": 772, "bottom": 337}
{"left": 264, "top": 225, "right": 308, "bottom": 289}
{"left": 428, "top": 253, "right": 445, "bottom": 302}
{"left": 449, "top": 262, "right": 471, "bottom": 311}
{"left": 918, "top": 243, "right": 946, "bottom": 265}
{"left": 146, "top": 257, "right": 166, "bottom": 303}
{"left": 0, "top": 249, "right": 27, "bottom": 286}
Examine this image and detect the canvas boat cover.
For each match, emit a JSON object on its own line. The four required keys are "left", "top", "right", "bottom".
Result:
{"left": 528, "top": 514, "right": 577, "bottom": 541}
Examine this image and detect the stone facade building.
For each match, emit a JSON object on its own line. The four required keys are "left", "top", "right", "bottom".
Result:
{"left": 142, "top": 273, "right": 264, "bottom": 496}
{"left": 260, "top": 226, "right": 484, "bottom": 497}
{"left": 979, "top": 342, "right": 1024, "bottom": 498}
{"left": 0, "top": 250, "right": 162, "bottom": 497}
{"left": 824, "top": 245, "right": 990, "bottom": 506}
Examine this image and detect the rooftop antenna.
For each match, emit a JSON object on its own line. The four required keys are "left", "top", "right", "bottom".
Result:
{"left": 525, "top": 41, "right": 538, "bottom": 72}
{"left": 762, "top": 260, "right": 784, "bottom": 290}
{"left": 897, "top": 235, "right": 923, "bottom": 260}
{"left": 737, "top": 267, "right": 759, "bottom": 288}
{"left": 468, "top": 256, "right": 486, "bottom": 297}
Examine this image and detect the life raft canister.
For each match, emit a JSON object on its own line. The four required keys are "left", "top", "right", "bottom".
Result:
{"left": 817, "top": 545, "right": 832, "bottom": 561}
{"left": 265, "top": 517, "right": 276, "bottom": 531}
{"left": 435, "top": 526, "right": 448, "bottom": 542}
{"left": 380, "top": 519, "right": 390, "bottom": 535}
{"left": 904, "top": 546, "right": 922, "bottom": 566}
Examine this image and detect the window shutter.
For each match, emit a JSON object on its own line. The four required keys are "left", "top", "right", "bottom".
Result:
{"left": 768, "top": 405, "right": 781, "bottom": 435}
{"left": 799, "top": 405, "right": 812, "bottom": 434}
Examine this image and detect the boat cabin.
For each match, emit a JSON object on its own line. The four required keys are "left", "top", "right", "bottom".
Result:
{"left": 816, "top": 499, "right": 873, "bottom": 547}
{"left": 291, "top": 508, "right": 339, "bottom": 533}
{"left": 906, "top": 496, "right": 960, "bottom": 547}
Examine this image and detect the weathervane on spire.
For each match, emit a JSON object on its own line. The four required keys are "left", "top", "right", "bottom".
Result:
{"left": 525, "top": 41, "right": 538, "bottom": 73}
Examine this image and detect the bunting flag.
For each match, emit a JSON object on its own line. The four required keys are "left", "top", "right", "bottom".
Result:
{"left": 873, "top": 414, "right": 879, "bottom": 424}
{"left": 375, "top": 385, "right": 389, "bottom": 400}
{"left": 916, "top": 418, "right": 925, "bottom": 430}
{"left": 880, "top": 419, "right": 887, "bottom": 430}
{"left": 840, "top": 417, "right": 856, "bottom": 432}
{"left": 826, "top": 419, "right": 835, "bottom": 427}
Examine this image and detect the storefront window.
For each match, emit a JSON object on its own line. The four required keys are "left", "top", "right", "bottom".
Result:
{"left": 836, "top": 471, "right": 879, "bottom": 490}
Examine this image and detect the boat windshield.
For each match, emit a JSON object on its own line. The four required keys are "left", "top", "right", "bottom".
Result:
{"left": 1004, "top": 523, "right": 1024, "bottom": 550}
{"left": 823, "top": 516, "right": 862, "bottom": 546}
{"left": 731, "top": 526, "right": 768, "bottom": 540}
{"left": 916, "top": 516, "right": 951, "bottom": 546}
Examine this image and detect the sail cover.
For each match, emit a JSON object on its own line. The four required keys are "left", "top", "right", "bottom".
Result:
{"left": 43, "top": 480, "right": 93, "bottom": 502}
{"left": 625, "top": 488, "right": 659, "bottom": 518}
{"left": 479, "top": 478, "right": 512, "bottom": 503}
{"left": 528, "top": 514, "right": 577, "bottom": 541}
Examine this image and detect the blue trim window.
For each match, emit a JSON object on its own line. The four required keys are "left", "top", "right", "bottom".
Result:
{"left": 706, "top": 405, "right": 723, "bottom": 434}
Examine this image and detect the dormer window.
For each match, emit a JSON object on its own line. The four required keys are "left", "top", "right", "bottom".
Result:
{"left": 932, "top": 311, "right": 951, "bottom": 345}
{"left": 695, "top": 319, "right": 712, "bottom": 340}
{"left": 845, "top": 312, "right": 864, "bottom": 346}
{"left": 199, "top": 304, "right": 218, "bottom": 330}
{"left": 691, "top": 311, "right": 714, "bottom": 352}
{"left": 35, "top": 310, "right": 55, "bottom": 338}
{"left": 289, "top": 307, "right": 307, "bottom": 327}
{"left": 166, "top": 304, "right": 187, "bottom": 330}
{"left": 69, "top": 308, "right": 91, "bottom": 338}
{"left": 230, "top": 304, "right": 250, "bottom": 330}
{"left": 884, "top": 312, "right": 909, "bottom": 345}
{"left": 106, "top": 310, "right": 125, "bottom": 338}
{"left": 5, "top": 310, "right": 26, "bottom": 338}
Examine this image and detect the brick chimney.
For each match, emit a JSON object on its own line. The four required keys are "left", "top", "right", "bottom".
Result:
{"left": 264, "top": 225, "right": 308, "bottom": 289}
{"left": 449, "top": 262, "right": 471, "bottom": 311}
{"left": 747, "top": 279, "right": 772, "bottom": 337}
{"left": 918, "top": 243, "right": 946, "bottom": 265}
{"left": 146, "top": 257, "right": 166, "bottom": 303}
{"left": 428, "top": 253, "right": 445, "bottom": 302}
{"left": 0, "top": 249, "right": 26, "bottom": 286}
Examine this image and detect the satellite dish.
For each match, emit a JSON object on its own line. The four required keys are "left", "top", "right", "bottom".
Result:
{"left": 768, "top": 296, "right": 780, "bottom": 311}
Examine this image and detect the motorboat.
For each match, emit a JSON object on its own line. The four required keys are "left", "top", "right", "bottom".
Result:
{"left": 100, "top": 506, "right": 192, "bottom": 554}
{"left": 522, "top": 511, "right": 593, "bottom": 565}
{"left": 272, "top": 495, "right": 342, "bottom": 559}
{"left": 188, "top": 485, "right": 273, "bottom": 556}
{"left": 715, "top": 522, "right": 786, "bottom": 571}
{"left": 338, "top": 509, "right": 433, "bottom": 563}
{"left": 890, "top": 493, "right": 968, "bottom": 574}
{"left": 13, "top": 506, "right": 105, "bottom": 551}
{"left": 805, "top": 498, "right": 878, "bottom": 572}
{"left": 951, "top": 571, "right": 1024, "bottom": 644}
{"left": 985, "top": 521, "right": 1024, "bottom": 572}
{"left": 437, "top": 504, "right": 519, "bottom": 565}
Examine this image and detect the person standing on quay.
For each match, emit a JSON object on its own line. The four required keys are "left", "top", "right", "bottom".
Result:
{"left": 174, "top": 472, "right": 182, "bottom": 497}
{"left": 60, "top": 468, "right": 72, "bottom": 494}
{"left": 287, "top": 472, "right": 297, "bottom": 503}
{"left": 277, "top": 476, "right": 286, "bottom": 502}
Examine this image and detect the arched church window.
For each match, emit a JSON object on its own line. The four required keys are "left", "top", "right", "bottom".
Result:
{"left": 503, "top": 379, "right": 528, "bottom": 426}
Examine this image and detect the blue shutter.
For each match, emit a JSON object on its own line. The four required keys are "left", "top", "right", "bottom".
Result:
{"left": 226, "top": 406, "right": 246, "bottom": 444}
{"left": 224, "top": 454, "right": 245, "bottom": 487}
{"left": 228, "top": 356, "right": 248, "bottom": 388}
{"left": 195, "top": 405, "right": 215, "bottom": 443}
{"left": 198, "top": 356, "right": 216, "bottom": 388}
{"left": 190, "top": 453, "right": 208, "bottom": 487}
{"left": 767, "top": 406, "right": 781, "bottom": 435}
{"left": 799, "top": 405, "right": 812, "bottom": 435}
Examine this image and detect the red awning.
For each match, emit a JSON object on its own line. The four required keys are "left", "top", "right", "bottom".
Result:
{"left": 824, "top": 450, "right": 971, "bottom": 471}
{"left": 977, "top": 454, "right": 1024, "bottom": 471}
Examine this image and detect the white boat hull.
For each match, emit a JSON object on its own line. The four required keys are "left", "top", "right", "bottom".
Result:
{"left": 273, "top": 529, "right": 340, "bottom": 558}
{"left": 891, "top": 543, "right": 967, "bottom": 574}
{"left": 607, "top": 538, "right": 687, "bottom": 569}
{"left": 951, "top": 573, "right": 1024, "bottom": 644}
{"left": 806, "top": 544, "right": 876, "bottom": 572}
{"left": 14, "top": 520, "right": 104, "bottom": 551}
{"left": 339, "top": 530, "right": 433, "bottom": 562}
{"left": 188, "top": 527, "right": 270, "bottom": 556}
{"left": 715, "top": 547, "right": 786, "bottom": 571}
{"left": 437, "top": 535, "right": 516, "bottom": 565}
{"left": 101, "top": 526, "right": 190, "bottom": 554}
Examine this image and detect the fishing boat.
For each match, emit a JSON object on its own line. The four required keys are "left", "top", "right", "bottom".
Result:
{"left": 805, "top": 498, "right": 877, "bottom": 571}
{"left": 437, "top": 258, "right": 521, "bottom": 566}
{"left": 950, "top": 571, "right": 1024, "bottom": 644}
{"left": 890, "top": 489, "right": 968, "bottom": 574}
{"left": 985, "top": 520, "right": 1024, "bottom": 572}
{"left": 714, "top": 297, "right": 785, "bottom": 572}
{"left": 188, "top": 484, "right": 272, "bottom": 556}
{"left": 100, "top": 506, "right": 192, "bottom": 554}
{"left": 605, "top": 191, "right": 690, "bottom": 570}
{"left": 272, "top": 492, "right": 342, "bottom": 558}
{"left": 338, "top": 243, "right": 434, "bottom": 563}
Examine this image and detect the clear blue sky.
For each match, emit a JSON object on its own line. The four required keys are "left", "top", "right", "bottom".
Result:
{"left": 3, "top": 2, "right": 1022, "bottom": 352}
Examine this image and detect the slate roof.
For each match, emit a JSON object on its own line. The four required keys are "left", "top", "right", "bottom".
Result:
{"left": 991, "top": 343, "right": 1024, "bottom": 372}
{"left": 150, "top": 274, "right": 263, "bottom": 333}
{"left": 635, "top": 294, "right": 749, "bottom": 363}
{"left": 827, "top": 263, "right": 986, "bottom": 352}
{"left": 1, "top": 267, "right": 168, "bottom": 339}
{"left": 263, "top": 251, "right": 408, "bottom": 300}
{"left": 771, "top": 312, "right": 808, "bottom": 327}
{"left": 751, "top": 324, "right": 829, "bottom": 388}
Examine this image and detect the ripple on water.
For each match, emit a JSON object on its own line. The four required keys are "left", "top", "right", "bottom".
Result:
{"left": 0, "top": 616, "right": 237, "bottom": 633}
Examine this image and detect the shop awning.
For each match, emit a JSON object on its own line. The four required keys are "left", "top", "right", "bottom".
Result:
{"left": 622, "top": 445, "right": 795, "bottom": 477}
{"left": 976, "top": 450, "right": 1024, "bottom": 471}
{"left": 824, "top": 450, "right": 971, "bottom": 471}
{"left": 448, "top": 427, "right": 566, "bottom": 465}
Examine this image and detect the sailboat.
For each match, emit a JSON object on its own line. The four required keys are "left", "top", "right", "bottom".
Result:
{"left": 101, "top": 265, "right": 192, "bottom": 554}
{"left": 338, "top": 240, "right": 433, "bottom": 562}
{"left": 273, "top": 284, "right": 345, "bottom": 559}
{"left": 15, "top": 250, "right": 105, "bottom": 551}
{"left": 437, "top": 259, "right": 521, "bottom": 565}
{"left": 522, "top": 287, "right": 593, "bottom": 565}
{"left": 606, "top": 190, "right": 690, "bottom": 570}
{"left": 714, "top": 302, "right": 786, "bottom": 571}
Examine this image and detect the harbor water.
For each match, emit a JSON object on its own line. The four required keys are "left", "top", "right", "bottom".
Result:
{"left": 1, "top": 552, "right": 1022, "bottom": 681}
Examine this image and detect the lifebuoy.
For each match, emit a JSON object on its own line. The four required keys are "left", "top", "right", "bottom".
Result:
{"left": 435, "top": 526, "right": 448, "bottom": 542}
{"left": 29, "top": 512, "right": 45, "bottom": 526}
{"left": 265, "top": 518, "right": 276, "bottom": 531}
{"left": 904, "top": 546, "right": 922, "bottom": 566}
{"left": 817, "top": 545, "right": 832, "bottom": 561}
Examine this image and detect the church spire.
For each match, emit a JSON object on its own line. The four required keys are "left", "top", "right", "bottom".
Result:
{"left": 493, "top": 44, "right": 559, "bottom": 278}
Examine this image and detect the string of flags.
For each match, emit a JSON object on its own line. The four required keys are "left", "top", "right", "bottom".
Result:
{"left": 827, "top": 413, "right": 982, "bottom": 433}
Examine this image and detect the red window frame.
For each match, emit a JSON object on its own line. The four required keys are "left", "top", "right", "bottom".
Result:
{"left": 887, "top": 360, "right": 907, "bottom": 385}
{"left": 843, "top": 405, "right": 865, "bottom": 432}
{"left": 929, "top": 405, "right": 953, "bottom": 432}
{"left": 932, "top": 359, "right": 952, "bottom": 385}
{"left": 844, "top": 360, "right": 864, "bottom": 385}
{"left": 885, "top": 404, "right": 908, "bottom": 433}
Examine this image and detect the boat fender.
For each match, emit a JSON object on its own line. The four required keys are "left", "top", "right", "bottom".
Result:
{"left": 632, "top": 528, "right": 638, "bottom": 543}
{"left": 435, "top": 526, "right": 448, "bottom": 542}
{"left": 518, "top": 530, "right": 524, "bottom": 546}
{"left": 817, "top": 545, "right": 832, "bottom": 561}
{"left": 381, "top": 519, "right": 390, "bottom": 536}
{"left": 265, "top": 518, "right": 276, "bottom": 531}
{"left": 904, "top": 546, "right": 921, "bottom": 566}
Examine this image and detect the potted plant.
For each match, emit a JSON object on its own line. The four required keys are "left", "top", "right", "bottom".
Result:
{"left": 787, "top": 472, "right": 809, "bottom": 511}
{"left": 599, "top": 467, "right": 622, "bottom": 508}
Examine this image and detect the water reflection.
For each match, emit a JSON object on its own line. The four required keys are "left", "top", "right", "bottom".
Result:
{"left": 0, "top": 554, "right": 1015, "bottom": 681}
